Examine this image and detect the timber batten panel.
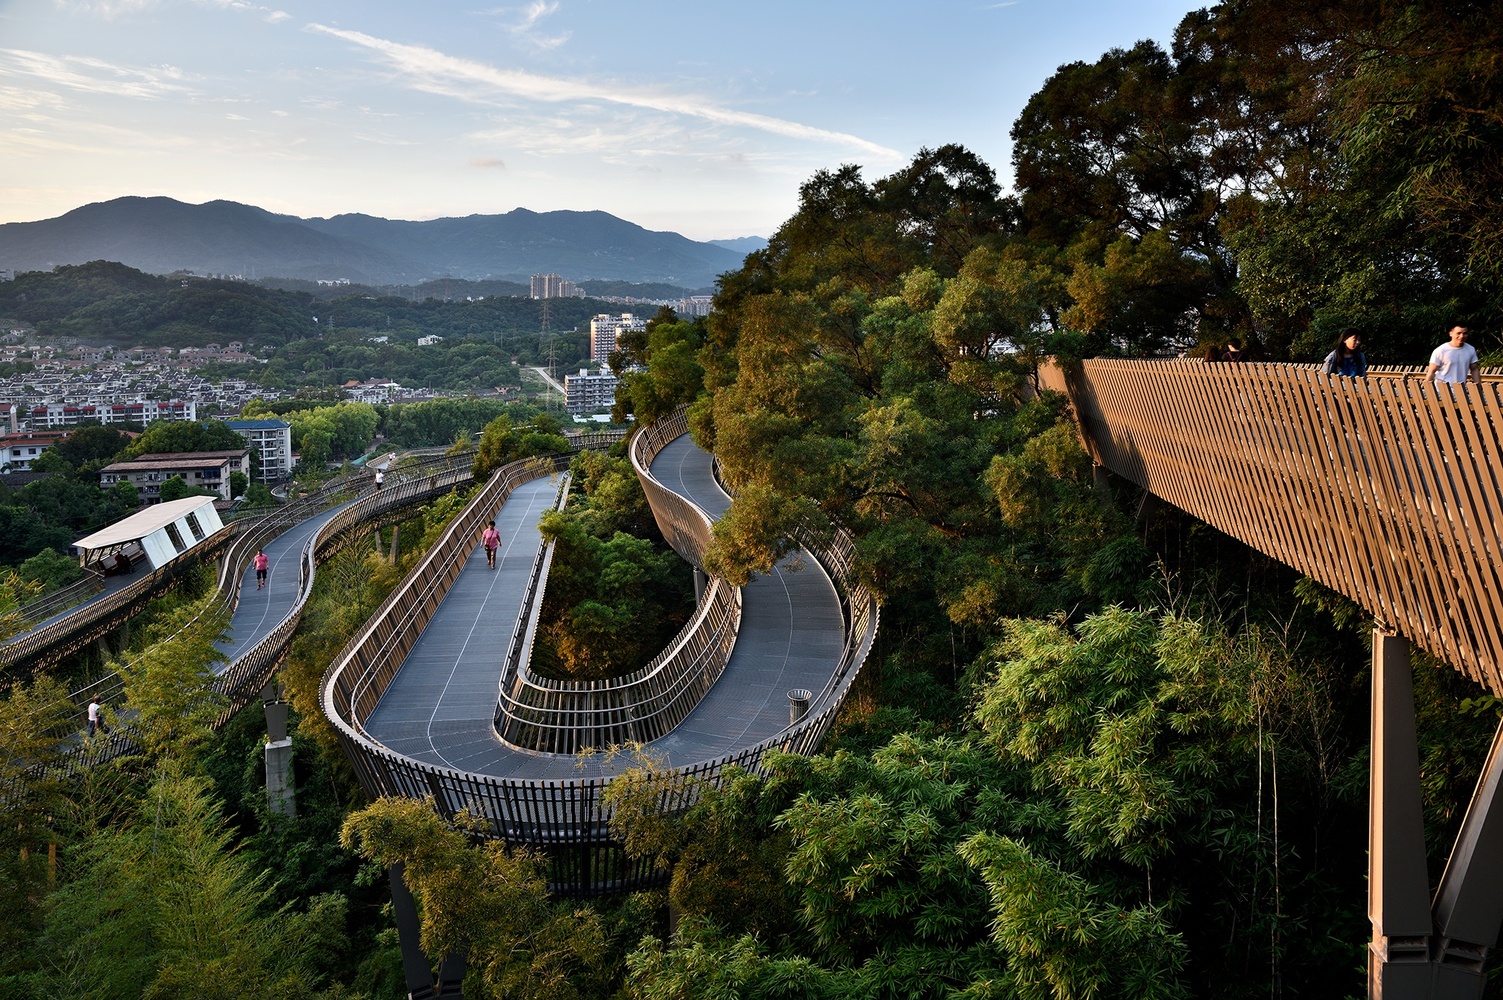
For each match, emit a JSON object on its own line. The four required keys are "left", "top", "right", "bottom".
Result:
{"left": 1043, "top": 360, "right": 1503, "bottom": 695}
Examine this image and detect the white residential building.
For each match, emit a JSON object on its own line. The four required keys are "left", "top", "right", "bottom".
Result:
{"left": 564, "top": 368, "right": 618, "bottom": 414}
{"left": 225, "top": 418, "right": 293, "bottom": 483}
{"left": 530, "top": 273, "right": 582, "bottom": 298}
{"left": 27, "top": 399, "right": 196, "bottom": 428}
{"left": 589, "top": 313, "right": 645, "bottom": 363}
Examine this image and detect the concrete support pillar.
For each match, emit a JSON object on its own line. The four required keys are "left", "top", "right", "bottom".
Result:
{"left": 1092, "top": 462, "right": 1112, "bottom": 496}
{"left": 264, "top": 737, "right": 295, "bottom": 818}
{"left": 388, "top": 863, "right": 467, "bottom": 1000}
{"left": 263, "top": 682, "right": 296, "bottom": 819}
{"left": 693, "top": 567, "right": 707, "bottom": 603}
{"left": 1369, "top": 630, "right": 1435, "bottom": 997}
{"left": 390, "top": 524, "right": 400, "bottom": 564}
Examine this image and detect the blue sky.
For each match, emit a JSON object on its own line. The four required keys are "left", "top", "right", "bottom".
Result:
{"left": 0, "top": 1, "right": 1201, "bottom": 241}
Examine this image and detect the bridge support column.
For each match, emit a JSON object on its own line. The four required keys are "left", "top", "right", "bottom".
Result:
{"left": 693, "top": 567, "right": 706, "bottom": 603}
{"left": 1429, "top": 714, "right": 1503, "bottom": 994}
{"left": 1368, "top": 630, "right": 1503, "bottom": 999}
{"left": 389, "top": 863, "right": 467, "bottom": 1000}
{"left": 1369, "top": 630, "right": 1433, "bottom": 997}
{"left": 390, "top": 864, "right": 438, "bottom": 1000}
{"left": 262, "top": 680, "right": 296, "bottom": 819}
{"left": 389, "top": 524, "right": 400, "bottom": 564}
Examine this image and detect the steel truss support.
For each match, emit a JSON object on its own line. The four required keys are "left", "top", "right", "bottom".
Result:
{"left": 1370, "top": 630, "right": 1503, "bottom": 998}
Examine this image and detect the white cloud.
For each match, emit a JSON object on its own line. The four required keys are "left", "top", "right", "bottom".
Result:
{"left": 306, "top": 24, "right": 901, "bottom": 160}
{"left": 511, "top": 1, "right": 570, "bottom": 50}
{"left": 0, "top": 48, "right": 196, "bottom": 99}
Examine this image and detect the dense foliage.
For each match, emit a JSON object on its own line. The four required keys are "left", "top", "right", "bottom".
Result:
{"left": 532, "top": 449, "right": 695, "bottom": 680}
{"left": 3, "top": 2, "right": 1501, "bottom": 997}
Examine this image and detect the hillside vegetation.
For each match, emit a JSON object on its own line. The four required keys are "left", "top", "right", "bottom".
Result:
{"left": 2, "top": 3, "right": 1501, "bottom": 998}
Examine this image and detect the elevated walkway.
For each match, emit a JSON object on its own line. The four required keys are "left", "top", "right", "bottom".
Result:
{"left": 323, "top": 417, "right": 878, "bottom": 892}
{"left": 1042, "top": 358, "right": 1503, "bottom": 999}
{"left": 361, "top": 437, "right": 845, "bottom": 779}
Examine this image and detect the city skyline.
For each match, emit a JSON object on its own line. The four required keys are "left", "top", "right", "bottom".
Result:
{"left": 1, "top": 1, "right": 1200, "bottom": 242}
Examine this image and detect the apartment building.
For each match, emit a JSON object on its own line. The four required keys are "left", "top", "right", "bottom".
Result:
{"left": 99, "top": 448, "right": 250, "bottom": 503}
{"left": 28, "top": 399, "right": 196, "bottom": 428}
{"left": 589, "top": 313, "right": 645, "bottom": 362}
{"left": 225, "top": 418, "right": 293, "bottom": 482}
{"left": 564, "top": 368, "right": 618, "bottom": 414}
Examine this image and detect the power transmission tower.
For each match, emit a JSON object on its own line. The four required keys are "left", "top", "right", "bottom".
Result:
{"left": 546, "top": 339, "right": 560, "bottom": 411}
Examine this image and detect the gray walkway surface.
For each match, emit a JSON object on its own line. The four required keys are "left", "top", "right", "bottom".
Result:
{"left": 364, "top": 475, "right": 562, "bottom": 767}
{"left": 362, "top": 436, "right": 846, "bottom": 781}
{"left": 215, "top": 502, "right": 354, "bottom": 671}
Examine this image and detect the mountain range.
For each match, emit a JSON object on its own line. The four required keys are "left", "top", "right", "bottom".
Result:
{"left": 0, "top": 197, "right": 768, "bottom": 290}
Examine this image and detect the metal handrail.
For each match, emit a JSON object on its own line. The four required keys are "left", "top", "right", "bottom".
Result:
{"left": 492, "top": 411, "right": 743, "bottom": 752}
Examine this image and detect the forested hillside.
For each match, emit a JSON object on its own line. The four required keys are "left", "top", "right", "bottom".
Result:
{"left": 0, "top": 261, "right": 627, "bottom": 391}
{"left": 2, "top": 2, "right": 1500, "bottom": 999}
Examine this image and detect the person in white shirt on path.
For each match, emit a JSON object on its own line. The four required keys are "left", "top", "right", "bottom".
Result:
{"left": 1424, "top": 325, "right": 1481, "bottom": 386}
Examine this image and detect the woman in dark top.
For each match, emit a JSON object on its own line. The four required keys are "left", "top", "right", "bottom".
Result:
{"left": 1321, "top": 329, "right": 1367, "bottom": 377}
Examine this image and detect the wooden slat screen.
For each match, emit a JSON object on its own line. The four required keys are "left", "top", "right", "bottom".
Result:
{"left": 1040, "top": 359, "right": 1503, "bottom": 696}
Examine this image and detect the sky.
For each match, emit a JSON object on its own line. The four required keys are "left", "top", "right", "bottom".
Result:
{"left": 0, "top": 0, "right": 1203, "bottom": 242}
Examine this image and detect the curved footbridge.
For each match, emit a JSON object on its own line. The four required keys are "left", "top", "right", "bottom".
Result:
{"left": 1040, "top": 360, "right": 1503, "bottom": 999}
{"left": 323, "top": 411, "right": 879, "bottom": 892}
{"left": 52, "top": 453, "right": 480, "bottom": 756}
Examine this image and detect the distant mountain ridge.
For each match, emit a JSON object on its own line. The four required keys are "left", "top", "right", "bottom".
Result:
{"left": 0, "top": 197, "right": 758, "bottom": 289}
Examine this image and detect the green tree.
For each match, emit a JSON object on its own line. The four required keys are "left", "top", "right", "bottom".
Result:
{"left": 341, "top": 796, "right": 609, "bottom": 1000}
{"left": 472, "top": 413, "right": 567, "bottom": 480}
{"left": 125, "top": 419, "right": 247, "bottom": 459}
{"left": 15, "top": 547, "right": 83, "bottom": 594}
{"left": 158, "top": 475, "right": 219, "bottom": 503}
{"left": 0, "top": 674, "right": 75, "bottom": 964}
{"left": 51, "top": 425, "right": 132, "bottom": 469}
{"left": 34, "top": 768, "right": 342, "bottom": 1000}
{"left": 113, "top": 587, "right": 230, "bottom": 760}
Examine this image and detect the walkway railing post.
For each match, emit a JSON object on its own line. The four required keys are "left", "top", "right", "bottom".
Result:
{"left": 1369, "top": 629, "right": 1434, "bottom": 998}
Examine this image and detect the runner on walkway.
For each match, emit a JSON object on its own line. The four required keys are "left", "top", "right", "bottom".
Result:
{"left": 254, "top": 549, "right": 270, "bottom": 589}
{"left": 481, "top": 520, "right": 500, "bottom": 569}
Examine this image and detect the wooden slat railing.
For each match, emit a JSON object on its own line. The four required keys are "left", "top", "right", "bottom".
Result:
{"left": 1040, "top": 359, "right": 1503, "bottom": 696}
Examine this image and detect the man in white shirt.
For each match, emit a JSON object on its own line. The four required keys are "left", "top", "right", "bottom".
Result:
{"left": 1424, "top": 325, "right": 1481, "bottom": 385}
{"left": 87, "top": 699, "right": 101, "bottom": 737}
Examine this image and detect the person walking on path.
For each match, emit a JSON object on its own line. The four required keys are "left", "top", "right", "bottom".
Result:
{"left": 374, "top": 468, "right": 384, "bottom": 491}
{"left": 87, "top": 698, "right": 101, "bottom": 737}
{"left": 254, "top": 548, "right": 270, "bottom": 589}
{"left": 1321, "top": 329, "right": 1367, "bottom": 378}
{"left": 1425, "top": 325, "right": 1480, "bottom": 386}
{"left": 481, "top": 520, "right": 501, "bottom": 569}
